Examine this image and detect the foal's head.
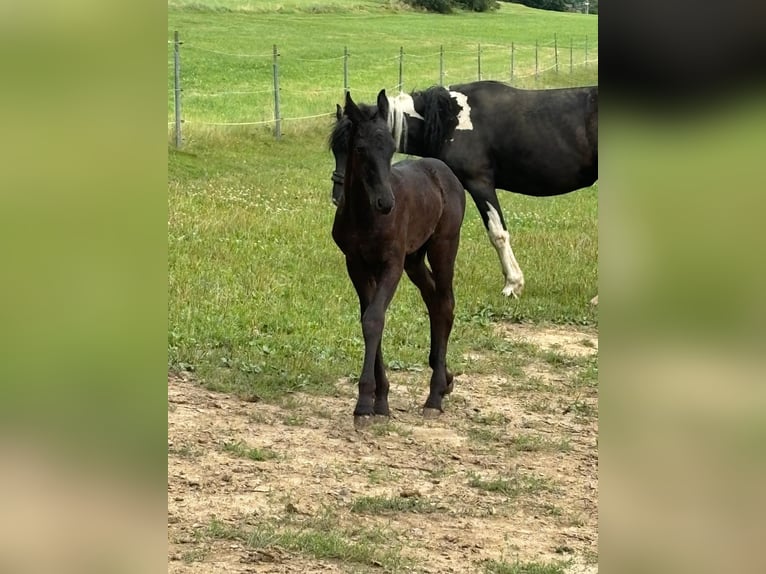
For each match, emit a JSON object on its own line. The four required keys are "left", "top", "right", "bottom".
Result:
{"left": 339, "top": 90, "right": 396, "bottom": 214}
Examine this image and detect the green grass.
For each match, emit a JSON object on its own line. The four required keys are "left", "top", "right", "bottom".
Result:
{"left": 222, "top": 440, "right": 278, "bottom": 461}
{"left": 484, "top": 559, "right": 569, "bottom": 574}
{"left": 200, "top": 515, "right": 406, "bottom": 570}
{"left": 468, "top": 473, "right": 554, "bottom": 498}
{"left": 168, "top": 1, "right": 598, "bottom": 125}
{"left": 350, "top": 494, "right": 437, "bottom": 514}
{"left": 168, "top": 1, "right": 598, "bottom": 400}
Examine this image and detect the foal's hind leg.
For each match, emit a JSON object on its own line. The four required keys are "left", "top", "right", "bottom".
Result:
{"left": 404, "top": 249, "right": 455, "bottom": 414}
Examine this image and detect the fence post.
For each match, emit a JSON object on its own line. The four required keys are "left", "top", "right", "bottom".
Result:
{"left": 439, "top": 45, "right": 444, "bottom": 86}
{"left": 173, "top": 31, "right": 182, "bottom": 148}
{"left": 554, "top": 33, "right": 559, "bottom": 75}
{"left": 510, "top": 42, "right": 515, "bottom": 83}
{"left": 477, "top": 43, "right": 482, "bottom": 81}
{"left": 535, "top": 39, "right": 539, "bottom": 80}
{"left": 585, "top": 35, "right": 589, "bottom": 67}
{"left": 343, "top": 46, "right": 349, "bottom": 95}
{"left": 570, "top": 37, "right": 573, "bottom": 74}
{"left": 272, "top": 44, "right": 281, "bottom": 140}
{"left": 398, "top": 46, "right": 404, "bottom": 92}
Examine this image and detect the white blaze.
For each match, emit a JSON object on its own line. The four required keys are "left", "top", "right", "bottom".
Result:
{"left": 485, "top": 203, "right": 525, "bottom": 298}
{"left": 449, "top": 90, "right": 473, "bottom": 131}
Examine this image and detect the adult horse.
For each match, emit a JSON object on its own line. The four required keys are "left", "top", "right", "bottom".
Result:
{"left": 331, "top": 80, "right": 598, "bottom": 298}
{"left": 331, "top": 89, "right": 466, "bottom": 424}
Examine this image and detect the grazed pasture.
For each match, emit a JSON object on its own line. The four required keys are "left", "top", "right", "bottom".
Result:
{"left": 168, "top": 2, "right": 598, "bottom": 572}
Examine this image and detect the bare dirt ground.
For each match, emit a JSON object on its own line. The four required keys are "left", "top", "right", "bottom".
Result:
{"left": 168, "top": 323, "right": 598, "bottom": 573}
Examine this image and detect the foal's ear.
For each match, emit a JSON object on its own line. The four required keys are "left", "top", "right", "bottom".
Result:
{"left": 376, "top": 89, "right": 389, "bottom": 120}
{"left": 344, "top": 91, "right": 363, "bottom": 124}
{"left": 335, "top": 103, "right": 343, "bottom": 121}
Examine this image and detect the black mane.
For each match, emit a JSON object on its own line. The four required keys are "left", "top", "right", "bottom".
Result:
{"left": 415, "top": 86, "right": 460, "bottom": 157}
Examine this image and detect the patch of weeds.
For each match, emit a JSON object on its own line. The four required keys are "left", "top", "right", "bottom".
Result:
{"left": 242, "top": 519, "right": 406, "bottom": 570}
{"left": 367, "top": 467, "right": 395, "bottom": 485}
{"left": 538, "top": 349, "right": 578, "bottom": 369}
{"left": 282, "top": 414, "right": 306, "bottom": 426}
{"left": 566, "top": 399, "right": 596, "bottom": 419}
{"left": 181, "top": 547, "right": 208, "bottom": 563}
{"left": 222, "top": 440, "right": 278, "bottom": 461}
{"left": 536, "top": 502, "right": 563, "bottom": 517}
{"left": 206, "top": 517, "right": 247, "bottom": 541}
{"left": 467, "top": 426, "right": 502, "bottom": 444}
{"left": 472, "top": 411, "right": 508, "bottom": 426}
{"left": 277, "top": 394, "right": 304, "bottom": 410}
{"left": 573, "top": 357, "right": 598, "bottom": 389}
{"left": 468, "top": 473, "right": 555, "bottom": 499}
{"left": 523, "top": 398, "right": 558, "bottom": 415}
{"left": 350, "top": 495, "right": 437, "bottom": 514}
{"left": 247, "top": 411, "right": 271, "bottom": 425}
{"left": 507, "top": 433, "right": 571, "bottom": 454}
{"left": 505, "top": 375, "right": 554, "bottom": 393}
{"left": 368, "top": 420, "right": 413, "bottom": 437}
{"left": 484, "top": 558, "right": 569, "bottom": 574}
{"left": 168, "top": 443, "right": 199, "bottom": 459}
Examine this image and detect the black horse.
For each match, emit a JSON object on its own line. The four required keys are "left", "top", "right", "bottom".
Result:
{"left": 331, "top": 90, "right": 466, "bottom": 424}
{"left": 331, "top": 80, "right": 598, "bottom": 298}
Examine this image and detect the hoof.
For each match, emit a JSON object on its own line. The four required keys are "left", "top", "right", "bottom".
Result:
{"left": 422, "top": 407, "right": 442, "bottom": 419}
{"left": 501, "top": 281, "right": 524, "bottom": 298}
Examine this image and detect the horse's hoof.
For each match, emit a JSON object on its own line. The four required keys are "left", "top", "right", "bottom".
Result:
{"left": 422, "top": 407, "right": 442, "bottom": 419}
{"left": 502, "top": 279, "right": 524, "bottom": 299}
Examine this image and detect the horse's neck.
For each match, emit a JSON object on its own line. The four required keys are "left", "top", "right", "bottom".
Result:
{"left": 399, "top": 117, "right": 426, "bottom": 157}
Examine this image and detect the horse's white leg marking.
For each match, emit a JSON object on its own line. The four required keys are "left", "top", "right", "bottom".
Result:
{"left": 448, "top": 91, "right": 473, "bottom": 131}
{"left": 486, "top": 203, "right": 525, "bottom": 298}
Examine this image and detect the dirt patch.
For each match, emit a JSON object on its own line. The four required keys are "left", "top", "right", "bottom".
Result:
{"left": 168, "top": 324, "right": 598, "bottom": 573}
{"left": 495, "top": 323, "right": 598, "bottom": 359}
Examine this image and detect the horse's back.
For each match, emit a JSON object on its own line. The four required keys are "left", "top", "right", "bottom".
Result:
{"left": 393, "top": 158, "right": 465, "bottom": 208}
{"left": 446, "top": 81, "right": 598, "bottom": 194}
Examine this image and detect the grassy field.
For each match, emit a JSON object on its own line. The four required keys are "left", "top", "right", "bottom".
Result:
{"left": 168, "top": 3, "right": 598, "bottom": 571}
{"left": 168, "top": 0, "right": 598, "bottom": 398}
{"left": 168, "top": 1, "right": 598, "bottom": 127}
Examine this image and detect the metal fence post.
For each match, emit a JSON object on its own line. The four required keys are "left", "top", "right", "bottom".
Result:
{"left": 398, "top": 46, "right": 404, "bottom": 92}
{"left": 585, "top": 35, "right": 589, "bottom": 67}
{"left": 273, "top": 44, "right": 281, "bottom": 140}
{"left": 510, "top": 42, "right": 515, "bottom": 83}
{"left": 477, "top": 43, "right": 482, "bottom": 81}
{"left": 343, "top": 46, "right": 349, "bottom": 95}
{"left": 554, "top": 33, "right": 559, "bottom": 75}
{"left": 570, "top": 37, "right": 573, "bottom": 74}
{"left": 439, "top": 45, "right": 444, "bottom": 86}
{"left": 173, "top": 31, "right": 182, "bottom": 148}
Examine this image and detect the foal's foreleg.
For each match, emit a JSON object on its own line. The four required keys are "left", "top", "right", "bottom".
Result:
{"left": 347, "top": 259, "right": 401, "bottom": 418}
